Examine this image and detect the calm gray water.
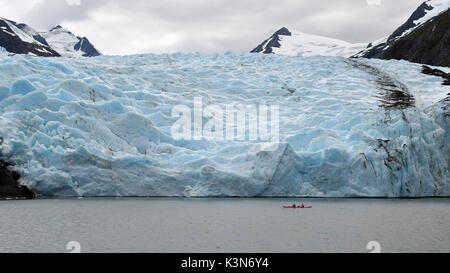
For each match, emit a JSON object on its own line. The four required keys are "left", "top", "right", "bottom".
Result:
{"left": 0, "top": 198, "right": 448, "bottom": 253}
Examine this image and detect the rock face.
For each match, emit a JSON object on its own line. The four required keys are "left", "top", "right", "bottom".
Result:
{"left": 355, "top": 1, "right": 450, "bottom": 67}
{"left": 0, "top": 18, "right": 60, "bottom": 57}
{"left": 378, "top": 9, "right": 450, "bottom": 67}
{"left": 0, "top": 161, "right": 33, "bottom": 199}
{"left": 74, "top": 37, "right": 101, "bottom": 57}
{"left": 251, "top": 27, "right": 292, "bottom": 54}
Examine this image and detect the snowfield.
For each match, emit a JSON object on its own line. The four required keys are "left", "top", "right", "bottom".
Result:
{"left": 412, "top": 0, "right": 450, "bottom": 32}
{"left": 271, "top": 31, "right": 367, "bottom": 57}
{"left": 0, "top": 53, "right": 448, "bottom": 197}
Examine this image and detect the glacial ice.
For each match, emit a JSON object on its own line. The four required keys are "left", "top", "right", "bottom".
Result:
{"left": 0, "top": 53, "right": 448, "bottom": 197}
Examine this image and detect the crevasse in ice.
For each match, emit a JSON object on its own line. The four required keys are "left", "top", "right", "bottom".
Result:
{"left": 0, "top": 53, "right": 448, "bottom": 197}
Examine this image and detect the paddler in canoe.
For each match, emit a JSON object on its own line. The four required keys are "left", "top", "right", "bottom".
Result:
{"left": 284, "top": 202, "right": 311, "bottom": 208}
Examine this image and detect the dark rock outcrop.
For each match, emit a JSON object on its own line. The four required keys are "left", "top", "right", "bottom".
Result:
{"left": 49, "top": 25, "right": 64, "bottom": 32}
{"left": 355, "top": 3, "right": 450, "bottom": 67}
{"left": 387, "top": 2, "right": 433, "bottom": 43}
{"left": 251, "top": 27, "right": 292, "bottom": 54}
{"left": 422, "top": 65, "right": 450, "bottom": 85}
{"left": 0, "top": 160, "right": 33, "bottom": 199}
{"left": 377, "top": 9, "right": 450, "bottom": 67}
{"left": 74, "top": 37, "right": 102, "bottom": 57}
{"left": 0, "top": 19, "right": 60, "bottom": 57}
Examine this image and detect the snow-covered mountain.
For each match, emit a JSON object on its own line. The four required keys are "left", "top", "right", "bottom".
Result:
{"left": 0, "top": 18, "right": 60, "bottom": 57}
{"left": 0, "top": 53, "right": 449, "bottom": 197}
{"left": 40, "top": 25, "right": 101, "bottom": 57}
{"left": 251, "top": 27, "right": 367, "bottom": 57}
{"left": 0, "top": 17, "right": 101, "bottom": 58}
{"left": 355, "top": 0, "right": 450, "bottom": 66}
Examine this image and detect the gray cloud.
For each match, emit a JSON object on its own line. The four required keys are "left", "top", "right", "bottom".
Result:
{"left": 25, "top": 0, "right": 107, "bottom": 30}
{"left": 0, "top": 0, "right": 426, "bottom": 55}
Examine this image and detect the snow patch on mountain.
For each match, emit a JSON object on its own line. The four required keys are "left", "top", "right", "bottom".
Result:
{"left": 413, "top": 0, "right": 450, "bottom": 27}
{"left": 40, "top": 26, "right": 101, "bottom": 57}
{"left": 252, "top": 27, "right": 367, "bottom": 57}
{"left": 272, "top": 31, "right": 367, "bottom": 57}
{"left": 14, "top": 23, "right": 50, "bottom": 47}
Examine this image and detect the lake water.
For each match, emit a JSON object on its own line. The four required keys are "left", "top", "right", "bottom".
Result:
{"left": 0, "top": 198, "right": 448, "bottom": 253}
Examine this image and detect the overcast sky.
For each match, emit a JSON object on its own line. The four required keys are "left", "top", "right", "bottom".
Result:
{"left": 1, "top": 0, "right": 426, "bottom": 55}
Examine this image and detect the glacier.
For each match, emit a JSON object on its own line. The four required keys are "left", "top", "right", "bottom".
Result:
{"left": 0, "top": 52, "right": 449, "bottom": 197}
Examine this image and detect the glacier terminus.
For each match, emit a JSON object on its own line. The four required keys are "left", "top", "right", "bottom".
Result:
{"left": 0, "top": 52, "right": 449, "bottom": 197}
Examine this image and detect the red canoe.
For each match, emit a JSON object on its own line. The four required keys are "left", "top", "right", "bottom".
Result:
{"left": 283, "top": 206, "right": 312, "bottom": 209}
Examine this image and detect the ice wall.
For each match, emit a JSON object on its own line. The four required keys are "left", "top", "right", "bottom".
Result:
{"left": 0, "top": 53, "right": 448, "bottom": 197}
